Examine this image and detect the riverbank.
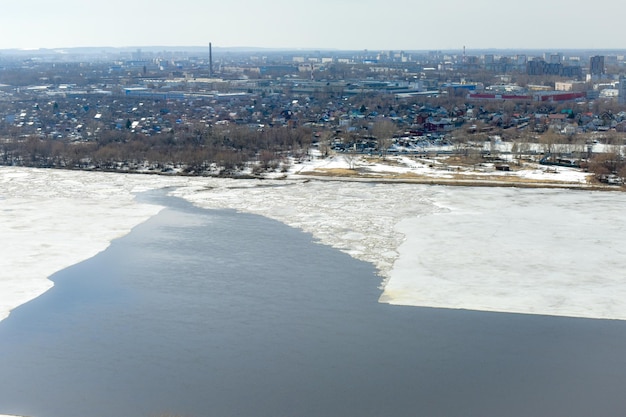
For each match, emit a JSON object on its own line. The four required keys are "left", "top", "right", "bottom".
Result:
{"left": 286, "top": 152, "right": 620, "bottom": 191}
{"left": 3, "top": 147, "right": 620, "bottom": 192}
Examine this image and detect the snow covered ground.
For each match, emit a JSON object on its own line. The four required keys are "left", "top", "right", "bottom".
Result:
{"left": 1, "top": 157, "right": 625, "bottom": 323}
{"left": 289, "top": 151, "right": 593, "bottom": 185}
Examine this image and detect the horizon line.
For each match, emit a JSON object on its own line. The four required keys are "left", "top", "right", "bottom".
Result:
{"left": 2, "top": 45, "right": 626, "bottom": 53}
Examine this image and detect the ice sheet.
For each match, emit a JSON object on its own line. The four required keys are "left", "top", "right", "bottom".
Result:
{"left": 0, "top": 167, "right": 189, "bottom": 322}
{"left": 169, "top": 180, "right": 626, "bottom": 320}
{"left": 2, "top": 166, "right": 626, "bottom": 323}
{"left": 169, "top": 180, "right": 440, "bottom": 278}
{"left": 380, "top": 187, "right": 626, "bottom": 319}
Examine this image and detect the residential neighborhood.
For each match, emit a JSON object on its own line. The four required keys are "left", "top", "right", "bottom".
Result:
{"left": 2, "top": 47, "right": 626, "bottom": 182}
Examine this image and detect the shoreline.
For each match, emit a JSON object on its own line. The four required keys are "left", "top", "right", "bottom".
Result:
{"left": 3, "top": 151, "right": 623, "bottom": 192}
{"left": 289, "top": 172, "right": 620, "bottom": 191}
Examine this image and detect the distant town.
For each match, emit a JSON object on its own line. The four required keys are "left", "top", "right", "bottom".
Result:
{"left": 1, "top": 46, "right": 626, "bottom": 184}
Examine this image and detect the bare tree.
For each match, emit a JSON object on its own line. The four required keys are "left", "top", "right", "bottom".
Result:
{"left": 342, "top": 131, "right": 361, "bottom": 170}
{"left": 539, "top": 130, "right": 561, "bottom": 159}
{"left": 372, "top": 119, "right": 396, "bottom": 159}
{"left": 588, "top": 149, "right": 625, "bottom": 180}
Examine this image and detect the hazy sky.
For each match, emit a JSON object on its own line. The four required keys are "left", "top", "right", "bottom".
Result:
{"left": 0, "top": 0, "right": 624, "bottom": 51}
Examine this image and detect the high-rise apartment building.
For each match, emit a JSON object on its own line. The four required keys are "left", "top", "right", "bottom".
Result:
{"left": 589, "top": 55, "right": 605, "bottom": 76}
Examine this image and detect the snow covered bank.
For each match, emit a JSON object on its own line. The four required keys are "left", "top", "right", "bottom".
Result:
{"left": 290, "top": 153, "right": 594, "bottom": 186}
{"left": 2, "top": 165, "right": 626, "bottom": 323}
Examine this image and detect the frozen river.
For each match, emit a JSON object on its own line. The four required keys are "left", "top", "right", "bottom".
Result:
{"left": 2, "top": 166, "right": 626, "bottom": 321}
{"left": 2, "top": 189, "right": 626, "bottom": 417}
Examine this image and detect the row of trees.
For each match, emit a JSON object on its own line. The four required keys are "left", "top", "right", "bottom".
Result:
{"left": 0, "top": 124, "right": 314, "bottom": 175}
{"left": 3, "top": 111, "right": 626, "bottom": 185}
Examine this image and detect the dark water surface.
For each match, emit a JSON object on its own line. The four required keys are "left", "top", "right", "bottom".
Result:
{"left": 1, "top": 194, "right": 626, "bottom": 417}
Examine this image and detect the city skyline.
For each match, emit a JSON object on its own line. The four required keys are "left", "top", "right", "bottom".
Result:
{"left": 1, "top": 0, "right": 626, "bottom": 52}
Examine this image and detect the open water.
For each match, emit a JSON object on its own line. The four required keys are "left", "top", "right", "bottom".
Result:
{"left": 1, "top": 193, "right": 626, "bottom": 417}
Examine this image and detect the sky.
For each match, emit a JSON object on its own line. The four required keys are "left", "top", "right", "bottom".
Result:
{"left": 0, "top": 0, "right": 625, "bottom": 51}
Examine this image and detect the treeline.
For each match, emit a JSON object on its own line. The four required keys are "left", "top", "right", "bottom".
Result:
{"left": 0, "top": 124, "right": 314, "bottom": 175}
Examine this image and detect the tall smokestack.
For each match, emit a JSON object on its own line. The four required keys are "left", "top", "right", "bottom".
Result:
{"left": 209, "top": 42, "right": 213, "bottom": 77}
